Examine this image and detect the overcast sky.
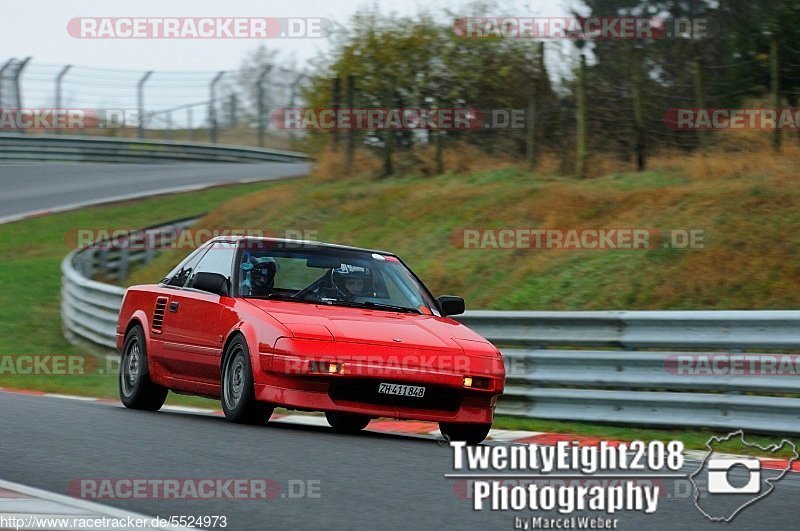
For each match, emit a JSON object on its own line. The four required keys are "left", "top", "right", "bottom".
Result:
{"left": 1, "top": 0, "right": 573, "bottom": 71}
{"left": 1, "top": 0, "right": 579, "bottom": 121}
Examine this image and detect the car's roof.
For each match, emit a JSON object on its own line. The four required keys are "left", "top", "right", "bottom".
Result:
{"left": 209, "top": 235, "right": 397, "bottom": 257}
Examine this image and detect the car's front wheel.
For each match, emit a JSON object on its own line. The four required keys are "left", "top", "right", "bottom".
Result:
{"left": 119, "top": 325, "right": 168, "bottom": 411}
{"left": 325, "top": 412, "right": 371, "bottom": 433}
{"left": 439, "top": 422, "right": 492, "bottom": 445}
{"left": 221, "top": 335, "right": 273, "bottom": 425}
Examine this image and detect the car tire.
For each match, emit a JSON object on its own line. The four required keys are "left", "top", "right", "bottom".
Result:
{"left": 119, "top": 325, "right": 168, "bottom": 411}
{"left": 325, "top": 412, "right": 371, "bottom": 433}
{"left": 439, "top": 422, "right": 492, "bottom": 445}
{"left": 221, "top": 335, "right": 274, "bottom": 425}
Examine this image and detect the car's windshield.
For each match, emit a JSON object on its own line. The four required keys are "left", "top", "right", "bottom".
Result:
{"left": 235, "top": 241, "right": 437, "bottom": 314}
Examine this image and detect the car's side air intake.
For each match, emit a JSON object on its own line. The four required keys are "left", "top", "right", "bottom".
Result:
{"left": 151, "top": 297, "right": 168, "bottom": 333}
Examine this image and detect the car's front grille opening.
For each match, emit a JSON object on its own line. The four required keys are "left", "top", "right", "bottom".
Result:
{"left": 328, "top": 379, "right": 462, "bottom": 412}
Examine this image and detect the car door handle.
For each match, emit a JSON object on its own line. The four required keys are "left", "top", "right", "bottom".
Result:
{"left": 169, "top": 302, "right": 180, "bottom": 313}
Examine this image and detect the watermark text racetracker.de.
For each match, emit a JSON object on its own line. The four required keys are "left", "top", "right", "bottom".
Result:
{"left": 446, "top": 440, "right": 685, "bottom": 528}
{"left": 453, "top": 17, "right": 713, "bottom": 40}
{"left": 664, "top": 108, "right": 800, "bottom": 130}
{"left": 68, "top": 17, "right": 331, "bottom": 39}
{"left": 65, "top": 228, "right": 320, "bottom": 250}
{"left": 68, "top": 478, "right": 321, "bottom": 500}
{"left": 0, "top": 354, "right": 107, "bottom": 375}
{"left": 0, "top": 108, "right": 150, "bottom": 131}
{"left": 0, "top": 109, "right": 88, "bottom": 130}
{"left": 666, "top": 353, "right": 800, "bottom": 376}
{"left": 454, "top": 228, "right": 705, "bottom": 250}
{"left": 271, "top": 108, "right": 526, "bottom": 130}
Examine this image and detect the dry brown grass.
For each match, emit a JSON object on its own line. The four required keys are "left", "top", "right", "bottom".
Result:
{"left": 309, "top": 144, "right": 385, "bottom": 181}
{"left": 311, "top": 141, "right": 525, "bottom": 180}
{"left": 650, "top": 142, "right": 800, "bottom": 183}
{"left": 310, "top": 130, "right": 800, "bottom": 184}
{"left": 126, "top": 155, "right": 800, "bottom": 309}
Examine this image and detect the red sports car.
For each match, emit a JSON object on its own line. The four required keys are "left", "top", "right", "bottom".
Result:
{"left": 116, "top": 237, "right": 505, "bottom": 443}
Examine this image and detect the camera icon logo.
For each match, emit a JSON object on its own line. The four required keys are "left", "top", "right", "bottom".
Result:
{"left": 707, "top": 457, "right": 761, "bottom": 494}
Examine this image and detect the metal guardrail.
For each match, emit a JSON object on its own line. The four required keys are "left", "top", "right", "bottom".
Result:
{"left": 62, "top": 218, "right": 199, "bottom": 348}
{"left": 62, "top": 226, "right": 800, "bottom": 434}
{"left": 0, "top": 133, "right": 311, "bottom": 164}
{"left": 456, "top": 311, "right": 800, "bottom": 434}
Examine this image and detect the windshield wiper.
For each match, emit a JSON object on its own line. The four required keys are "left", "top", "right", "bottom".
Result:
{"left": 247, "top": 293, "right": 318, "bottom": 304}
{"left": 326, "top": 300, "right": 422, "bottom": 314}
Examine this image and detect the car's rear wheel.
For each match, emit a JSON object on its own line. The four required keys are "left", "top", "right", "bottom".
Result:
{"left": 325, "top": 412, "right": 371, "bottom": 433}
{"left": 221, "top": 335, "right": 273, "bottom": 425}
{"left": 439, "top": 422, "right": 492, "bottom": 445}
{"left": 119, "top": 325, "right": 168, "bottom": 411}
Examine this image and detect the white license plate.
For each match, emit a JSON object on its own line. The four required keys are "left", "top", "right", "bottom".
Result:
{"left": 378, "top": 383, "right": 426, "bottom": 398}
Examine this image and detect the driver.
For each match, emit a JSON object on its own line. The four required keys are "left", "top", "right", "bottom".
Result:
{"left": 331, "top": 267, "right": 371, "bottom": 301}
{"left": 249, "top": 256, "right": 278, "bottom": 296}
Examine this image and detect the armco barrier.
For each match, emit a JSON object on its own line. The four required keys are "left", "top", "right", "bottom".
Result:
{"left": 61, "top": 224, "right": 800, "bottom": 434}
{"left": 62, "top": 217, "right": 199, "bottom": 348}
{"left": 0, "top": 133, "right": 310, "bottom": 164}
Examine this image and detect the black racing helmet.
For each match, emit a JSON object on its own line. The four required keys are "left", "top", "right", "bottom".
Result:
{"left": 249, "top": 256, "right": 279, "bottom": 293}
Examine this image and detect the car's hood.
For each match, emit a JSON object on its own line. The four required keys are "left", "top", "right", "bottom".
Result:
{"left": 245, "top": 299, "right": 487, "bottom": 352}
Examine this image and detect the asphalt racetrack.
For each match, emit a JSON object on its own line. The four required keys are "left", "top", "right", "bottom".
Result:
{"left": 0, "top": 162, "right": 311, "bottom": 223}
{"left": 0, "top": 393, "right": 797, "bottom": 530}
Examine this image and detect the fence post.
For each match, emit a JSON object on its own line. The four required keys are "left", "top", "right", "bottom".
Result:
{"left": 434, "top": 126, "right": 444, "bottom": 175}
{"left": 257, "top": 65, "right": 272, "bottom": 148}
{"left": 55, "top": 65, "right": 72, "bottom": 134}
{"left": 331, "top": 77, "right": 341, "bottom": 149}
{"left": 209, "top": 71, "right": 225, "bottom": 143}
{"left": 288, "top": 73, "right": 304, "bottom": 141}
{"left": 0, "top": 59, "right": 12, "bottom": 109}
{"left": 187, "top": 107, "right": 194, "bottom": 141}
{"left": 137, "top": 71, "right": 153, "bottom": 139}
{"left": 166, "top": 111, "right": 173, "bottom": 139}
{"left": 382, "top": 88, "right": 394, "bottom": 177}
{"left": 770, "top": 36, "right": 780, "bottom": 152}
{"left": 434, "top": 85, "right": 445, "bottom": 175}
{"left": 12, "top": 57, "right": 31, "bottom": 133}
{"left": 117, "top": 246, "right": 129, "bottom": 280}
{"left": 576, "top": 53, "right": 587, "bottom": 178}
{"left": 527, "top": 42, "right": 544, "bottom": 170}
{"left": 632, "top": 47, "right": 645, "bottom": 171}
{"left": 692, "top": 56, "right": 707, "bottom": 148}
{"left": 345, "top": 74, "right": 355, "bottom": 171}
{"left": 228, "top": 93, "right": 238, "bottom": 128}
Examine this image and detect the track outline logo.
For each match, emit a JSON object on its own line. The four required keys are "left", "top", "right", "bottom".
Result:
{"left": 689, "top": 430, "right": 798, "bottom": 522}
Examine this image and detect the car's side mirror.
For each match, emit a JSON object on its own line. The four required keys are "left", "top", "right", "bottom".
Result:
{"left": 192, "top": 272, "right": 229, "bottom": 296}
{"left": 436, "top": 295, "right": 465, "bottom": 317}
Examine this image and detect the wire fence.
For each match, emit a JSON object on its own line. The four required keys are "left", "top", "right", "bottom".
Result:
{"left": 3, "top": 34, "right": 800, "bottom": 169}
{"left": 0, "top": 57, "right": 306, "bottom": 149}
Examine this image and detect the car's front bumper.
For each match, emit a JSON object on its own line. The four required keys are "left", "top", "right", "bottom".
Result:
{"left": 255, "top": 338, "right": 505, "bottom": 424}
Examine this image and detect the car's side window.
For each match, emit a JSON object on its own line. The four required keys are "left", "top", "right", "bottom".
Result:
{"left": 163, "top": 245, "right": 210, "bottom": 287}
{"left": 186, "top": 242, "right": 237, "bottom": 291}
